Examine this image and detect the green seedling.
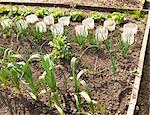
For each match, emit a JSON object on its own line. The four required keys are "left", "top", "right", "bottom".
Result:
{"left": 0, "top": 48, "right": 23, "bottom": 92}
{"left": 21, "top": 62, "right": 39, "bottom": 100}
{"left": 52, "top": 9, "right": 64, "bottom": 22}
{"left": 118, "top": 38, "right": 131, "bottom": 55}
{"left": 71, "top": 57, "right": 81, "bottom": 112}
{"left": 71, "top": 57, "right": 106, "bottom": 114}
{"left": 70, "top": 10, "right": 85, "bottom": 21}
{"left": 13, "top": 18, "right": 29, "bottom": 41}
{"left": 50, "top": 36, "right": 71, "bottom": 59}
{"left": 0, "top": 6, "right": 9, "bottom": 14}
{"left": 89, "top": 12, "right": 104, "bottom": 22}
{"left": 108, "top": 12, "right": 124, "bottom": 24}
{"left": 8, "top": 5, "right": 20, "bottom": 17}
{"left": 21, "top": 6, "right": 32, "bottom": 16}
{"left": 104, "top": 38, "right": 117, "bottom": 79}
{"left": 41, "top": 54, "right": 65, "bottom": 115}
{"left": 0, "top": 16, "right": 12, "bottom": 38}
{"left": 132, "top": 10, "right": 142, "bottom": 20}
{"left": 35, "top": 7, "right": 49, "bottom": 18}
{"left": 31, "top": 28, "right": 45, "bottom": 41}
{"left": 88, "top": 31, "right": 99, "bottom": 48}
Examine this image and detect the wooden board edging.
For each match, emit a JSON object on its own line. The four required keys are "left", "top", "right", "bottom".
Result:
{"left": 127, "top": 11, "right": 150, "bottom": 115}
{"left": 0, "top": 1, "right": 147, "bottom": 13}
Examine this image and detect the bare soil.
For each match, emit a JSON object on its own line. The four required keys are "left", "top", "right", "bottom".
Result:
{"left": 2, "top": 0, "right": 144, "bottom": 9}
{"left": 0, "top": 9, "right": 148, "bottom": 115}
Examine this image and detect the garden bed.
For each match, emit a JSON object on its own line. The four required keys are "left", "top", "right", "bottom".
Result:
{"left": 0, "top": 5, "right": 150, "bottom": 115}
{"left": 0, "top": 0, "right": 145, "bottom": 9}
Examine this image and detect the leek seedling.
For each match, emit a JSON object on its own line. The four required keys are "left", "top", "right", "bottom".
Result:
{"left": 21, "top": 62, "right": 39, "bottom": 100}
{"left": 104, "top": 37, "right": 117, "bottom": 79}
{"left": 71, "top": 57, "right": 106, "bottom": 114}
{"left": 50, "top": 23, "right": 64, "bottom": 37}
{"left": 0, "top": 48, "right": 23, "bottom": 92}
{"left": 1, "top": 18, "right": 12, "bottom": 38}
{"left": 32, "top": 21, "right": 47, "bottom": 40}
{"left": 88, "top": 31, "right": 99, "bottom": 47}
{"left": 75, "top": 25, "right": 88, "bottom": 48}
{"left": 82, "top": 18, "right": 95, "bottom": 30}
{"left": 71, "top": 57, "right": 81, "bottom": 112}
{"left": 41, "top": 55, "right": 65, "bottom": 115}
{"left": 118, "top": 37, "right": 131, "bottom": 55}
{"left": 13, "top": 19, "right": 29, "bottom": 41}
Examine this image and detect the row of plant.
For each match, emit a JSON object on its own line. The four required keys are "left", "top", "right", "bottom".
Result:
{"left": 0, "top": 10, "right": 138, "bottom": 76}
{"left": 0, "top": 5, "right": 143, "bottom": 22}
{"left": 0, "top": 45, "right": 107, "bottom": 114}
{"left": 0, "top": 5, "right": 142, "bottom": 114}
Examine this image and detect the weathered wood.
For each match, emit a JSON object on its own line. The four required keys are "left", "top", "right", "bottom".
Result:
{"left": 127, "top": 11, "right": 150, "bottom": 115}
{"left": 0, "top": 1, "right": 148, "bottom": 13}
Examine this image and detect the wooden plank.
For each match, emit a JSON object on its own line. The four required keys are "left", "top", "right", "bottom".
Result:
{"left": 127, "top": 11, "right": 150, "bottom": 115}
{"left": 0, "top": 1, "right": 147, "bottom": 13}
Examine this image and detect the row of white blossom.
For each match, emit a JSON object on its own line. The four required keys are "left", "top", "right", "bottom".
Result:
{"left": 1, "top": 14, "right": 138, "bottom": 45}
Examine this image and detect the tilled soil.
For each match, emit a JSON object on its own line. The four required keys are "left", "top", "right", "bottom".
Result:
{"left": 2, "top": 0, "right": 144, "bottom": 9}
{"left": 0, "top": 11, "right": 148, "bottom": 115}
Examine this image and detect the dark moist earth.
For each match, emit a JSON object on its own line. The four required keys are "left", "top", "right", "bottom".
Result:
{"left": 3, "top": 0, "right": 144, "bottom": 9}
{"left": 134, "top": 34, "right": 150, "bottom": 115}
{"left": 0, "top": 11, "right": 148, "bottom": 115}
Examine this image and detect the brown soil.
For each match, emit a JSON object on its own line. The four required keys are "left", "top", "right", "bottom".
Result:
{"left": 0, "top": 9, "right": 148, "bottom": 115}
{"left": 3, "top": 0, "right": 144, "bottom": 9}
{"left": 134, "top": 34, "right": 150, "bottom": 115}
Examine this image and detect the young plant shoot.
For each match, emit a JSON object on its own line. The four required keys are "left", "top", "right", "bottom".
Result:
{"left": 75, "top": 25, "right": 88, "bottom": 48}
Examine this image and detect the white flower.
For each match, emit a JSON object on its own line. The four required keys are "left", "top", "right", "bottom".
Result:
{"left": 75, "top": 25, "right": 88, "bottom": 37}
{"left": 50, "top": 23, "right": 64, "bottom": 37}
{"left": 82, "top": 18, "right": 94, "bottom": 29}
{"left": 95, "top": 27, "right": 108, "bottom": 42}
{"left": 35, "top": 21, "right": 47, "bottom": 33}
{"left": 25, "top": 14, "right": 38, "bottom": 24}
{"left": 16, "top": 19, "right": 28, "bottom": 32}
{"left": 123, "top": 23, "right": 138, "bottom": 34}
{"left": 122, "top": 31, "right": 134, "bottom": 45}
{"left": 1, "top": 18, "right": 12, "bottom": 29}
{"left": 58, "top": 16, "right": 70, "bottom": 26}
{"left": 104, "top": 20, "right": 116, "bottom": 31}
{"left": 43, "top": 15, "right": 54, "bottom": 26}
